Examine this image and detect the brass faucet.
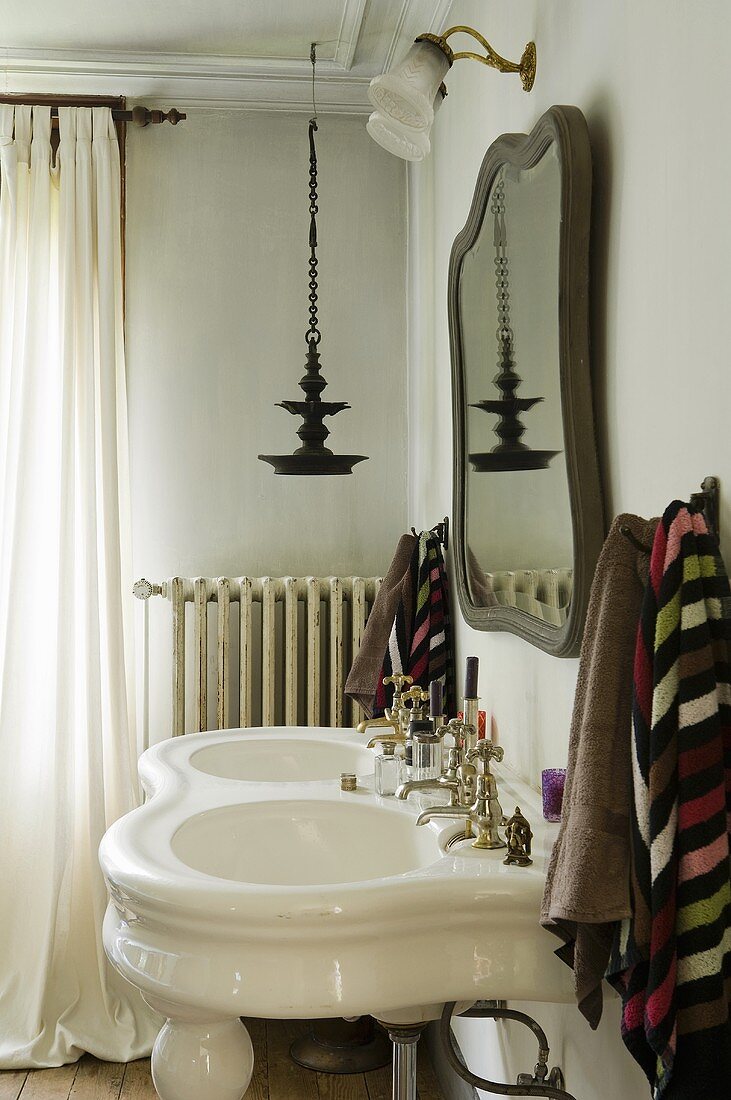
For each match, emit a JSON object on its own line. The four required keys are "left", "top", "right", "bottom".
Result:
{"left": 436, "top": 717, "right": 474, "bottom": 754}
{"left": 395, "top": 750, "right": 476, "bottom": 808}
{"left": 466, "top": 739, "right": 507, "bottom": 825}
{"left": 400, "top": 684, "right": 429, "bottom": 717}
{"left": 395, "top": 775, "right": 459, "bottom": 806}
{"left": 356, "top": 678, "right": 429, "bottom": 740}
{"left": 357, "top": 709, "right": 401, "bottom": 737}
{"left": 356, "top": 673, "right": 414, "bottom": 737}
{"left": 416, "top": 773, "right": 506, "bottom": 850}
{"left": 366, "top": 728, "right": 406, "bottom": 750}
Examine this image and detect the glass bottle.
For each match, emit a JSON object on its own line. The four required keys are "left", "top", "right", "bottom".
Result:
{"left": 409, "top": 718, "right": 442, "bottom": 782}
{"left": 374, "top": 740, "right": 403, "bottom": 796}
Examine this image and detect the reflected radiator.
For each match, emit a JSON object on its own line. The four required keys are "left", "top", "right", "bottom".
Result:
{"left": 134, "top": 575, "right": 382, "bottom": 736}
{"left": 485, "top": 568, "right": 573, "bottom": 625}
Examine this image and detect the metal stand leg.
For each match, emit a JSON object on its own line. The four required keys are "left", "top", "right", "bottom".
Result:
{"left": 386, "top": 1024, "right": 426, "bottom": 1100}
{"left": 290, "top": 1016, "right": 391, "bottom": 1074}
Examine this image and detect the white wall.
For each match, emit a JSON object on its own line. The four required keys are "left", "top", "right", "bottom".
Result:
{"left": 408, "top": 1, "right": 731, "bottom": 1096}
{"left": 125, "top": 109, "right": 407, "bottom": 739}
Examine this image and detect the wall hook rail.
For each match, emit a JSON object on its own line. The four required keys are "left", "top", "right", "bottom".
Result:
{"left": 410, "top": 516, "right": 449, "bottom": 549}
{"left": 690, "top": 474, "right": 720, "bottom": 542}
{"left": 620, "top": 474, "right": 720, "bottom": 553}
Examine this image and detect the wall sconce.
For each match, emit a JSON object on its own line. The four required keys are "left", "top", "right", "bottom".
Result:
{"left": 367, "top": 26, "right": 536, "bottom": 161}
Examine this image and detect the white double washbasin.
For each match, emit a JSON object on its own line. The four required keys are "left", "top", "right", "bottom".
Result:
{"left": 100, "top": 726, "right": 573, "bottom": 1100}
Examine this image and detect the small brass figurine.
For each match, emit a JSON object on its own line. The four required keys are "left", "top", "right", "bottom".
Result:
{"left": 503, "top": 806, "right": 533, "bottom": 866}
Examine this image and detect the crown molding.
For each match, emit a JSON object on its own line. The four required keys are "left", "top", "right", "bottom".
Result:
{"left": 1, "top": 48, "right": 373, "bottom": 113}
{"left": 0, "top": 0, "right": 456, "bottom": 113}
{"left": 333, "top": 0, "right": 369, "bottom": 71}
{"left": 382, "top": 0, "right": 455, "bottom": 73}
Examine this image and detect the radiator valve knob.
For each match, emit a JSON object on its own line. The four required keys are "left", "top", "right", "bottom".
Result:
{"left": 133, "top": 578, "right": 158, "bottom": 600}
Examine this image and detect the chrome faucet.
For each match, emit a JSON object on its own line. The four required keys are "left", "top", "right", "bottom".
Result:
{"left": 416, "top": 772, "right": 507, "bottom": 850}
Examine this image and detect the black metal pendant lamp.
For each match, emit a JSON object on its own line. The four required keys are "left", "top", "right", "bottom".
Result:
{"left": 259, "top": 46, "right": 368, "bottom": 476}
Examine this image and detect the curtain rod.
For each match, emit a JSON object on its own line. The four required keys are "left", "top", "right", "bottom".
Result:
{"left": 79, "top": 107, "right": 185, "bottom": 126}
{"left": 0, "top": 102, "right": 186, "bottom": 128}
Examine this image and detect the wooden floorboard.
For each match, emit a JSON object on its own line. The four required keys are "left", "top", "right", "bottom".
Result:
{"left": 243, "top": 1018, "right": 269, "bottom": 1100}
{"left": 68, "top": 1056, "right": 124, "bottom": 1100}
{"left": 266, "top": 1019, "right": 318, "bottom": 1100}
{"left": 316, "top": 1069, "right": 369, "bottom": 1099}
{"left": 364, "top": 1062, "right": 392, "bottom": 1100}
{"left": 0, "top": 1072, "right": 28, "bottom": 1100}
{"left": 0, "top": 1022, "right": 446, "bottom": 1099}
{"left": 414, "top": 1048, "right": 443, "bottom": 1100}
{"left": 16, "top": 1065, "right": 79, "bottom": 1100}
{"left": 117, "top": 1061, "right": 156, "bottom": 1100}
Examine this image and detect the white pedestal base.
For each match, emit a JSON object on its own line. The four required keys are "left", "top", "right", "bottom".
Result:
{"left": 150, "top": 1015, "right": 254, "bottom": 1100}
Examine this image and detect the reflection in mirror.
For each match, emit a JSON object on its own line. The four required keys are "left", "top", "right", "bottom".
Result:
{"left": 450, "top": 107, "right": 604, "bottom": 656}
{"left": 462, "top": 146, "right": 572, "bottom": 624}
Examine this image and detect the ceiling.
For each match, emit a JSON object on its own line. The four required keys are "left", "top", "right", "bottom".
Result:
{"left": 1, "top": 0, "right": 455, "bottom": 112}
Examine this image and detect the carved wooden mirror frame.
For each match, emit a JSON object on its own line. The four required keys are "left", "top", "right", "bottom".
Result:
{"left": 449, "top": 105, "right": 604, "bottom": 656}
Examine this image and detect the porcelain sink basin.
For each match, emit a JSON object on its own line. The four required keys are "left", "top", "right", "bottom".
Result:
{"left": 103, "top": 726, "right": 573, "bottom": 1017}
{"left": 100, "top": 726, "right": 575, "bottom": 1099}
{"left": 188, "top": 731, "right": 374, "bottom": 783}
{"left": 173, "top": 798, "right": 440, "bottom": 886}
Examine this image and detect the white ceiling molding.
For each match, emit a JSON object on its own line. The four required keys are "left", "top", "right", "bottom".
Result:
{"left": 0, "top": 48, "right": 373, "bottom": 114}
{"left": 333, "top": 0, "right": 369, "bottom": 72}
{"left": 1, "top": 0, "right": 456, "bottom": 113}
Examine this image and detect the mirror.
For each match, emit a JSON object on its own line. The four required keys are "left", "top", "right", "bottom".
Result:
{"left": 449, "top": 106, "right": 604, "bottom": 656}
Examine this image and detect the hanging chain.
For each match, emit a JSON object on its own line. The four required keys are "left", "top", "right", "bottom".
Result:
{"left": 492, "top": 176, "right": 513, "bottom": 355}
{"left": 306, "top": 43, "right": 321, "bottom": 346}
{"left": 311, "top": 41, "right": 318, "bottom": 121}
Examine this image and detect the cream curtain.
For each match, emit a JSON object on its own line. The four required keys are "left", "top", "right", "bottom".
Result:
{"left": 0, "top": 105, "right": 158, "bottom": 1066}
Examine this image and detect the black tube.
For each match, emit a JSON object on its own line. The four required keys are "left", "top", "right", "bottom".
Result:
{"left": 439, "top": 1002, "right": 578, "bottom": 1100}
{"left": 464, "top": 656, "right": 479, "bottom": 698}
{"left": 458, "top": 1002, "right": 550, "bottom": 1052}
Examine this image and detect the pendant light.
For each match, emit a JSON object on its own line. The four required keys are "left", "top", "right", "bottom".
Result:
{"left": 259, "top": 45, "right": 368, "bottom": 476}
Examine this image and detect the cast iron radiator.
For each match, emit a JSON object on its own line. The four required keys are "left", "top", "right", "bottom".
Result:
{"left": 133, "top": 575, "right": 382, "bottom": 736}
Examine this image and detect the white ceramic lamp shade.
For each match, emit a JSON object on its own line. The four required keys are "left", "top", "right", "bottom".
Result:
{"left": 368, "top": 39, "right": 450, "bottom": 132}
{"left": 366, "top": 86, "right": 445, "bottom": 162}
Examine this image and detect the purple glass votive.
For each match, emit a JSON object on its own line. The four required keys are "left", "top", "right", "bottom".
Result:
{"left": 542, "top": 768, "right": 567, "bottom": 822}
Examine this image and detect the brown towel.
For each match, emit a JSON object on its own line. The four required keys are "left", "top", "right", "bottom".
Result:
{"left": 540, "top": 512, "right": 658, "bottom": 1028}
{"left": 345, "top": 533, "right": 417, "bottom": 717}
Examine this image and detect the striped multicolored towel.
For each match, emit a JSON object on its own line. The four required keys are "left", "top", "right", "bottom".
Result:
{"left": 606, "top": 501, "right": 731, "bottom": 1098}
{"left": 375, "top": 530, "right": 455, "bottom": 718}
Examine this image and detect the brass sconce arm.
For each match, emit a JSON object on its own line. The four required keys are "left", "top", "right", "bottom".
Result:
{"left": 417, "top": 27, "right": 536, "bottom": 91}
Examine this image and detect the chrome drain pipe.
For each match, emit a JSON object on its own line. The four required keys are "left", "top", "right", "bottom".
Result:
{"left": 383, "top": 1023, "right": 426, "bottom": 1100}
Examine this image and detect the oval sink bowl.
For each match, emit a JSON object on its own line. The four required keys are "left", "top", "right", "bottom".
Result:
{"left": 172, "top": 799, "right": 440, "bottom": 886}
{"left": 102, "top": 724, "right": 576, "bottom": 1053}
{"left": 189, "top": 737, "right": 374, "bottom": 783}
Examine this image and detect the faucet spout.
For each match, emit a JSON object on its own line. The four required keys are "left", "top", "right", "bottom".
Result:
{"left": 417, "top": 775, "right": 506, "bottom": 850}
{"left": 415, "top": 806, "right": 470, "bottom": 827}
{"left": 395, "top": 778, "right": 456, "bottom": 802}
{"left": 356, "top": 715, "right": 398, "bottom": 735}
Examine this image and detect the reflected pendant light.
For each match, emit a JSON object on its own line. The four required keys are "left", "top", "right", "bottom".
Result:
{"left": 468, "top": 176, "right": 560, "bottom": 472}
{"left": 259, "top": 45, "right": 368, "bottom": 476}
